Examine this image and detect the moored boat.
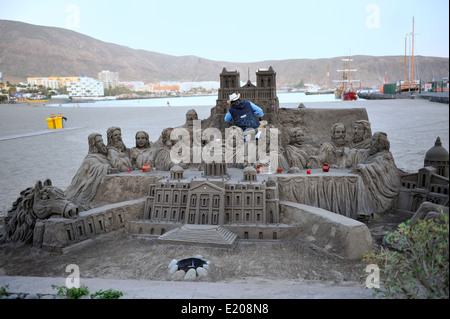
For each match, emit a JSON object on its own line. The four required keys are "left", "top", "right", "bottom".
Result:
{"left": 333, "top": 55, "right": 359, "bottom": 101}
{"left": 342, "top": 90, "right": 358, "bottom": 101}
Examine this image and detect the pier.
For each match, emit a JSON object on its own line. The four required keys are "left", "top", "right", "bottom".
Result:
{"left": 358, "top": 92, "right": 449, "bottom": 104}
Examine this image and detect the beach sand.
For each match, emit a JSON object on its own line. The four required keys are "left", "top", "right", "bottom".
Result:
{"left": 0, "top": 98, "right": 448, "bottom": 296}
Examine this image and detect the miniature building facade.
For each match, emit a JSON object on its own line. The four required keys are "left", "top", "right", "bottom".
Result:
{"left": 203, "top": 161, "right": 228, "bottom": 178}
{"left": 143, "top": 166, "right": 280, "bottom": 226}
{"left": 424, "top": 137, "right": 449, "bottom": 178}
{"left": 398, "top": 137, "right": 449, "bottom": 213}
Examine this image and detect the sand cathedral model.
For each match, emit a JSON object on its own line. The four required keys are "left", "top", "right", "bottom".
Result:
{"left": 1, "top": 67, "right": 448, "bottom": 260}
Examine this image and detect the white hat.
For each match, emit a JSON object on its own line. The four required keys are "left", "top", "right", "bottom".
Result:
{"left": 228, "top": 93, "right": 240, "bottom": 104}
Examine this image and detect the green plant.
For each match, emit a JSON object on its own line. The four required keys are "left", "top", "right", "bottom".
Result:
{"left": 363, "top": 212, "right": 449, "bottom": 298}
{"left": 0, "top": 284, "right": 9, "bottom": 297}
{"left": 51, "top": 284, "right": 90, "bottom": 299}
{"left": 91, "top": 288, "right": 123, "bottom": 299}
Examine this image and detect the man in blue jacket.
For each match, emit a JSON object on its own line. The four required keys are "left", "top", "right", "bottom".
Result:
{"left": 224, "top": 93, "right": 264, "bottom": 132}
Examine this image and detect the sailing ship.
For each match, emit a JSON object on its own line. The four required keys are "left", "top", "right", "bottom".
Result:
{"left": 333, "top": 55, "right": 359, "bottom": 100}
{"left": 400, "top": 17, "right": 420, "bottom": 93}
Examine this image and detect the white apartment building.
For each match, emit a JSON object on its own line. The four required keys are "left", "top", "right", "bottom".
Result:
{"left": 27, "top": 76, "right": 80, "bottom": 89}
{"left": 179, "top": 81, "right": 220, "bottom": 92}
{"left": 67, "top": 76, "right": 104, "bottom": 97}
{"left": 98, "top": 70, "right": 119, "bottom": 89}
{"left": 27, "top": 77, "right": 61, "bottom": 89}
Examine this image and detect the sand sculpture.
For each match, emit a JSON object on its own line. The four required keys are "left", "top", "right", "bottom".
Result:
{"left": 1, "top": 67, "right": 448, "bottom": 261}
{"left": 106, "top": 126, "right": 133, "bottom": 172}
{"left": 352, "top": 120, "right": 372, "bottom": 149}
{"left": 397, "top": 136, "right": 449, "bottom": 213}
{"left": 0, "top": 179, "right": 78, "bottom": 245}
{"left": 310, "top": 122, "right": 350, "bottom": 168}
{"left": 65, "top": 133, "right": 118, "bottom": 210}
{"left": 351, "top": 132, "right": 403, "bottom": 215}
{"left": 283, "top": 127, "right": 318, "bottom": 169}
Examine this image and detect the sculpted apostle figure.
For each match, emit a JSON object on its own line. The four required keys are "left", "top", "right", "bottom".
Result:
{"left": 65, "top": 133, "right": 118, "bottom": 210}
{"left": 351, "top": 120, "right": 372, "bottom": 149}
{"left": 283, "top": 127, "right": 318, "bottom": 169}
{"left": 342, "top": 120, "right": 373, "bottom": 168}
{"left": 130, "top": 131, "right": 159, "bottom": 170}
{"left": 184, "top": 109, "right": 198, "bottom": 131}
{"left": 148, "top": 127, "right": 175, "bottom": 171}
{"left": 309, "top": 122, "right": 350, "bottom": 168}
{"left": 351, "top": 131, "right": 402, "bottom": 214}
{"left": 106, "top": 126, "right": 133, "bottom": 172}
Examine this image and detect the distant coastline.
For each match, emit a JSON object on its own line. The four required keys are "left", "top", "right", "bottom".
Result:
{"left": 1, "top": 20, "right": 449, "bottom": 89}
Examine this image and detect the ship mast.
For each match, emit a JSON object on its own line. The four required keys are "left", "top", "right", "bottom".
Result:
{"left": 348, "top": 56, "right": 351, "bottom": 86}
{"left": 404, "top": 35, "right": 407, "bottom": 83}
{"left": 337, "top": 55, "right": 357, "bottom": 89}
{"left": 411, "top": 16, "right": 415, "bottom": 83}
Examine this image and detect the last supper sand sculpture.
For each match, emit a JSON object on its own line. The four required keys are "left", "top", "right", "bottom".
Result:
{"left": 1, "top": 67, "right": 448, "bottom": 261}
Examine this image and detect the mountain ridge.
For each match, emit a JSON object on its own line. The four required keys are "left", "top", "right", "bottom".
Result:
{"left": 1, "top": 19, "right": 448, "bottom": 88}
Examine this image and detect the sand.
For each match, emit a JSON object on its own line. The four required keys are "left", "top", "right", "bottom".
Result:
{"left": 0, "top": 98, "right": 448, "bottom": 297}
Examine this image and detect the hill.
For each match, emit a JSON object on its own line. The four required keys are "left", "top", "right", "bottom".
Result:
{"left": 1, "top": 20, "right": 448, "bottom": 88}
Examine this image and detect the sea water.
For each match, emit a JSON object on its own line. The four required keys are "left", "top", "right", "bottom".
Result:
{"left": 47, "top": 92, "right": 339, "bottom": 108}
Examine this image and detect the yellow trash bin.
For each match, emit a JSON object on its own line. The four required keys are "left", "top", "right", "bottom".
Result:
{"left": 53, "top": 116, "right": 63, "bottom": 129}
{"left": 46, "top": 117, "right": 56, "bottom": 129}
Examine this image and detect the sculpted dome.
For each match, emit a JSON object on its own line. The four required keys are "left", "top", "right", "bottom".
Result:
{"left": 170, "top": 165, "right": 184, "bottom": 172}
{"left": 425, "top": 137, "right": 449, "bottom": 163}
{"left": 243, "top": 165, "right": 257, "bottom": 173}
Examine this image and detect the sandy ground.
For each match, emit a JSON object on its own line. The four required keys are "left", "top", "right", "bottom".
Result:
{"left": 0, "top": 98, "right": 448, "bottom": 297}
{"left": 0, "top": 212, "right": 406, "bottom": 295}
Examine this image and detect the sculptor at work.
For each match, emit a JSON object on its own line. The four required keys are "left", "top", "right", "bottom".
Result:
{"left": 224, "top": 93, "right": 264, "bottom": 132}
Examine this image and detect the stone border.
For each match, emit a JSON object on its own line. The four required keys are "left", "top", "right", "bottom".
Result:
{"left": 279, "top": 201, "right": 372, "bottom": 260}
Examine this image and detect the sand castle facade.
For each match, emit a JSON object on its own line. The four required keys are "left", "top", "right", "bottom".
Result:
{"left": 398, "top": 137, "right": 449, "bottom": 212}
{"left": 143, "top": 163, "right": 279, "bottom": 227}
{"left": 209, "top": 67, "right": 280, "bottom": 130}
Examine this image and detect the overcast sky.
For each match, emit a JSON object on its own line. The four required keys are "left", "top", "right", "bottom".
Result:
{"left": 1, "top": 0, "right": 448, "bottom": 62}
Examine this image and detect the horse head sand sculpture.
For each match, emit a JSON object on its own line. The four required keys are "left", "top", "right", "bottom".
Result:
{"left": 0, "top": 179, "right": 78, "bottom": 245}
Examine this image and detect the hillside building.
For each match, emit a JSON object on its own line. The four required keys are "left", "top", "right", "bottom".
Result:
{"left": 98, "top": 71, "right": 119, "bottom": 89}
{"left": 67, "top": 76, "right": 104, "bottom": 97}
{"left": 27, "top": 76, "right": 79, "bottom": 89}
{"left": 152, "top": 83, "right": 180, "bottom": 92}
